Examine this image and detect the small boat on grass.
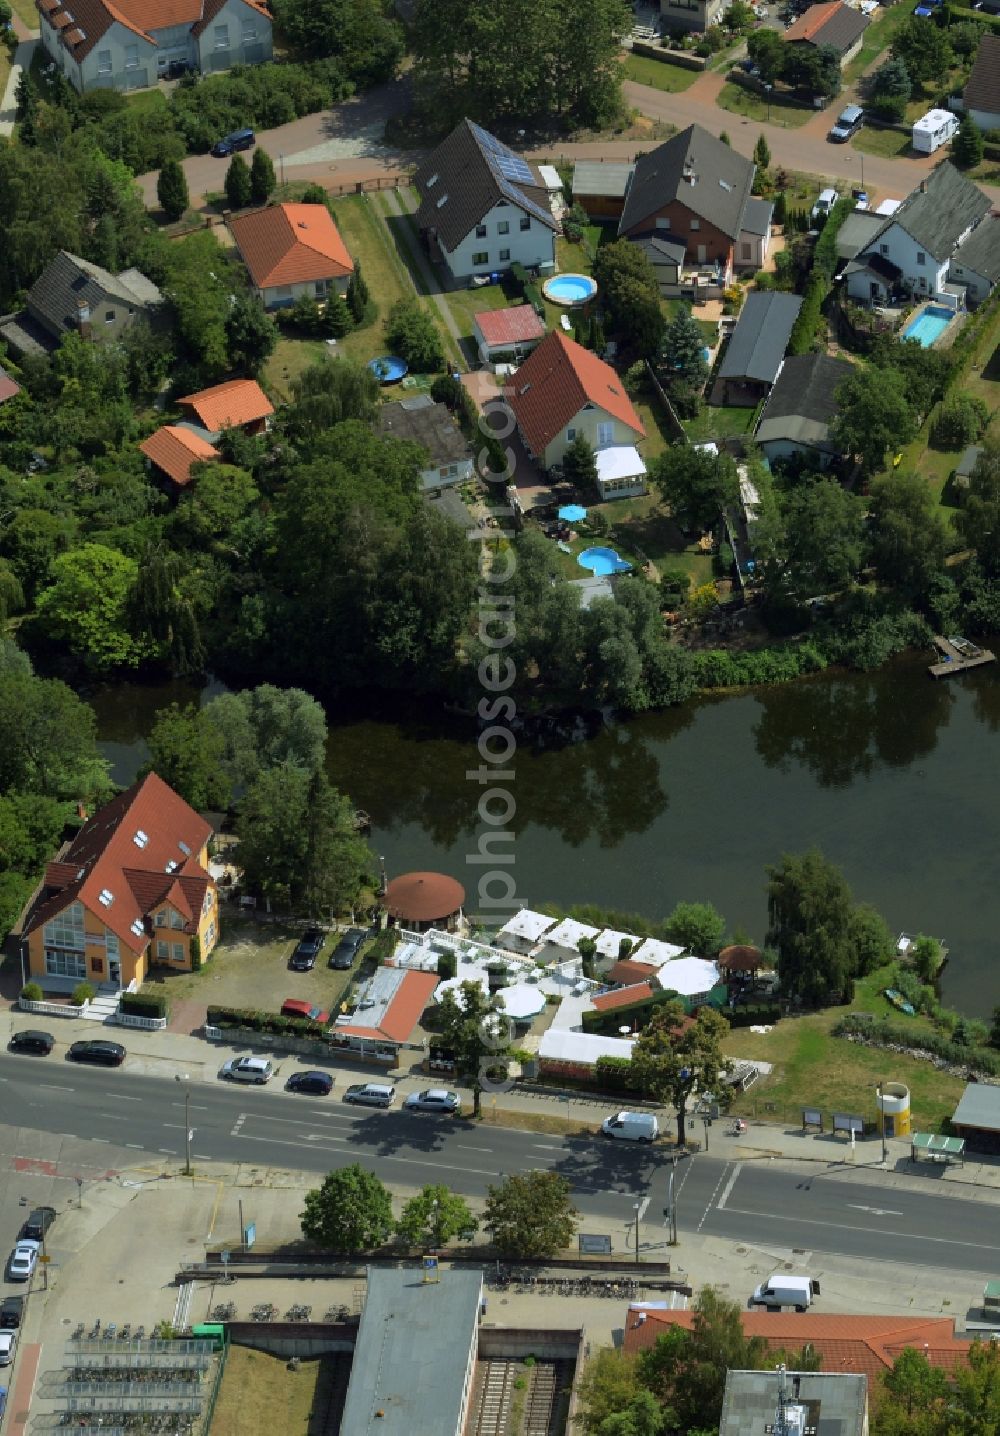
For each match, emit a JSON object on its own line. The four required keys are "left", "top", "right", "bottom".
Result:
{"left": 884, "top": 987, "right": 916, "bottom": 1016}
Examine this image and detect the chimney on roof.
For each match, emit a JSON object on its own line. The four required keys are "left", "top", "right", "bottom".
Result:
{"left": 76, "top": 298, "right": 91, "bottom": 338}
{"left": 920, "top": 180, "right": 927, "bottom": 193}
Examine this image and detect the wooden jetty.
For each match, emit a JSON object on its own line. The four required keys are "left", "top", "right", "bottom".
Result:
{"left": 928, "top": 634, "right": 996, "bottom": 679}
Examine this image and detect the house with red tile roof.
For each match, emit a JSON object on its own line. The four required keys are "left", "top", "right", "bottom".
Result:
{"left": 622, "top": 1308, "right": 974, "bottom": 1385}
{"left": 0, "top": 363, "right": 21, "bottom": 408}
{"left": 228, "top": 203, "right": 354, "bottom": 311}
{"left": 139, "top": 424, "right": 219, "bottom": 489}
{"left": 177, "top": 378, "right": 274, "bottom": 436}
{"left": 783, "top": 0, "right": 869, "bottom": 65}
{"left": 330, "top": 965, "right": 439, "bottom": 1058}
{"left": 21, "top": 772, "right": 220, "bottom": 993}
{"left": 508, "top": 331, "right": 647, "bottom": 500}
{"left": 36, "top": 0, "right": 271, "bottom": 93}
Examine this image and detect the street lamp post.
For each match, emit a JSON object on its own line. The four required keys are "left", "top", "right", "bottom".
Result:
{"left": 176, "top": 1073, "right": 192, "bottom": 1176}
{"left": 633, "top": 1202, "right": 641, "bottom": 1264}
{"left": 878, "top": 1079, "right": 887, "bottom": 1164}
{"left": 764, "top": 83, "right": 773, "bottom": 124}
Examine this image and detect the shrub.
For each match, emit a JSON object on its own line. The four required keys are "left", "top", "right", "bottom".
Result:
{"left": 20, "top": 982, "right": 43, "bottom": 1003}
{"left": 593, "top": 1055, "right": 637, "bottom": 1091}
{"left": 437, "top": 951, "right": 457, "bottom": 980}
{"left": 368, "top": 928, "right": 398, "bottom": 964}
{"left": 121, "top": 992, "right": 169, "bottom": 1020}
{"left": 71, "top": 981, "right": 95, "bottom": 1007}
{"left": 189, "top": 934, "right": 202, "bottom": 972}
{"left": 384, "top": 298, "right": 444, "bottom": 373}
{"left": 930, "top": 393, "right": 990, "bottom": 449}
{"left": 562, "top": 202, "right": 589, "bottom": 244}
{"left": 834, "top": 1012, "right": 1000, "bottom": 1075}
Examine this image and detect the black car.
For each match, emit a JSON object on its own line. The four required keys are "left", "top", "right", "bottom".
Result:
{"left": 290, "top": 928, "right": 325, "bottom": 971}
{"left": 329, "top": 927, "right": 366, "bottom": 969}
{"left": 68, "top": 1039, "right": 126, "bottom": 1067}
{"left": 21, "top": 1207, "right": 56, "bottom": 1242}
{"left": 9, "top": 1029, "right": 54, "bottom": 1056}
{"left": 0, "top": 1296, "right": 24, "bottom": 1331}
{"left": 287, "top": 1071, "right": 334, "bottom": 1096}
{"left": 210, "top": 126, "right": 255, "bottom": 158}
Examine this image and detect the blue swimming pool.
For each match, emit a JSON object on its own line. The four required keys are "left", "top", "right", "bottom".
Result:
{"left": 578, "top": 546, "right": 632, "bottom": 577}
{"left": 368, "top": 354, "right": 409, "bottom": 383}
{"left": 900, "top": 305, "right": 953, "bottom": 349}
{"left": 543, "top": 273, "right": 599, "bottom": 306}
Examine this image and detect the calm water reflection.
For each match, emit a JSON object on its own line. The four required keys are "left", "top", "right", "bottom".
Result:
{"left": 90, "top": 656, "right": 1000, "bottom": 1015}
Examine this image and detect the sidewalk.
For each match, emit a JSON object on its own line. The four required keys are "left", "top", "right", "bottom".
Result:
{"left": 5, "top": 1002, "right": 1000, "bottom": 1196}
{"left": 0, "top": 35, "right": 36, "bottom": 138}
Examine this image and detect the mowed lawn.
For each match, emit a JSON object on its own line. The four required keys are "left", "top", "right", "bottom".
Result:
{"left": 625, "top": 52, "right": 701, "bottom": 93}
{"left": 717, "top": 81, "right": 815, "bottom": 129}
{"left": 212, "top": 1348, "right": 341, "bottom": 1436}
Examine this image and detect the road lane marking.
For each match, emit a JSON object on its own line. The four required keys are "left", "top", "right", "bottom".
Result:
{"left": 158, "top": 1148, "right": 177, "bottom": 1154}
{"left": 698, "top": 1162, "right": 738, "bottom": 1233}
{"left": 37, "top": 1084, "right": 74, "bottom": 1093}
{"left": 847, "top": 1204, "right": 903, "bottom": 1216}
{"left": 115, "top": 1096, "right": 142, "bottom": 1103}
{"left": 126, "top": 1143, "right": 144, "bottom": 1149}
{"left": 170, "top": 1101, "right": 209, "bottom": 1111}
{"left": 718, "top": 1163, "right": 742, "bottom": 1211}
{"left": 715, "top": 1204, "right": 1000, "bottom": 1253}
{"left": 231, "top": 1132, "right": 497, "bottom": 1177}
{"left": 383, "top": 1155, "right": 498, "bottom": 1176}
{"left": 458, "top": 1145, "right": 494, "bottom": 1153}
{"left": 532, "top": 1144, "right": 562, "bottom": 1151}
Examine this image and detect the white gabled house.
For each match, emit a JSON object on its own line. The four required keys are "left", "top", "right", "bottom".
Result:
{"left": 844, "top": 162, "right": 993, "bottom": 309}
{"left": 414, "top": 119, "right": 559, "bottom": 286}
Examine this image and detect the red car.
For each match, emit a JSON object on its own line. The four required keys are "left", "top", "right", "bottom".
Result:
{"left": 281, "top": 998, "right": 330, "bottom": 1024}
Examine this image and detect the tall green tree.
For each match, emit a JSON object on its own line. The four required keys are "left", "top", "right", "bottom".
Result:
{"left": 203, "top": 684, "right": 329, "bottom": 789}
{"left": 273, "top": 0, "right": 403, "bottom": 82}
{"left": 286, "top": 356, "right": 380, "bottom": 437}
{"left": 577, "top": 1351, "right": 646, "bottom": 1436}
{"left": 396, "top": 1185, "right": 478, "bottom": 1248}
{"left": 831, "top": 366, "right": 916, "bottom": 475}
{"left": 435, "top": 980, "right": 511, "bottom": 1117}
{"left": 780, "top": 479, "right": 867, "bottom": 598}
{"left": 35, "top": 542, "right": 150, "bottom": 670}
{"left": 630, "top": 1002, "right": 731, "bottom": 1144}
{"left": 484, "top": 1171, "right": 579, "bottom": 1258}
{"left": 301, "top": 1164, "right": 394, "bottom": 1252}
{"left": 953, "top": 113, "right": 985, "bottom": 170}
{"left": 144, "top": 704, "right": 232, "bottom": 812}
{"left": 225, "top": 294, "right": 277, "bottom": 376}
{"left": 249, "top": 147, "right": 277, "bottom": 204}
{"left": 659, "top": 304, "right": 709, "bottom": 414}
{"left": 955, "top": 441, "right": 1000, "bottom": 576}
{"left": 562, "top": 432, "right": 599, "bottom": 490}
{"left": 0, "top": 792, "right": 71, "bottom": 877}
{"left": 662, "top": 901, "right": 726, "bottom": 956}
{"left": 753, "top": 132, "right": 771, "bottom": 169}
{"left": 593, "top": 240, "right": 664, "bottom": 357}
{"left": 384, "top": 298, "right": 444, "bottom": 372}
{"left": 224, "top": 153, "right": 253, "bottom": 210}
{"left": 0, "top": 671, "right": 109, "bottom": 801}
{"left": 157, "top": 159, "right": 189, "bottom": 221}
{"left": 869, "top": 470, "right": 949, "bottom": 601}
{"left": 767, "top": 849, "right": 857, "bottom": 1005}
{"left": 892, "top": 16, "right": 952, "bottom": 84}
{"left": 649, "top": 446, "right": 738, "bottom": 534}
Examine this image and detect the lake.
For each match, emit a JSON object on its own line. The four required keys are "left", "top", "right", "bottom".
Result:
{"left": 89, "top": 655, "right": 1000, "bottom": 1016}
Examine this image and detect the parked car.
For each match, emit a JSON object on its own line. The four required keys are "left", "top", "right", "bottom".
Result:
{"left": 343, "top": 1082, "right": 396, "bottom": 1108}
{"left": 280, "top": 998, "right": 330, "bottom": 1024}
{"left": 21, "top": 1208, "right": 56, "bottom": 1242}
{"left": 329, "top": 928, "right": 366, "bottom": 969}
{"left": 810, "top": 187, "right": 840, "bottom": 221}
{"left": 0, "top": 1297, "right": 24, "bottom": 1331}
{"left": 8, "top": 1241, "right": 40, "bottom": 1282}
{"left": 404, "top": 1088, "right": 460, "bottom": 1114}
{"left": 9, "top": 1029, "right": 54, "bottom": 1056}
{"left": 601, "top": 1111, "right": 659, "bottom": 1143}
{"left": 68, "top": 1040, "right": 125, "bottom": 1067}
{"left": 287, "top": 1071, "right": 334, "bottom": 1096}
{"left": 210, "top": 127, "right": 255, "bottom": 157}
{"left": 220, "top": 1056, "right": 273, "bottom": 1085}
{"left": 0, "top": 1331, "right": 16, "bottom": 1367}
{"left": 829, "top": 103, "right": 864, "bottom": 142}
{"left": 289, "top": 929, "right": 325, "bottom": 971}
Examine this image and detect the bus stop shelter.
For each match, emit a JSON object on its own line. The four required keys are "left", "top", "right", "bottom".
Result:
{"left": 911, "top": 1132, "right": 965, "bottom": 1166}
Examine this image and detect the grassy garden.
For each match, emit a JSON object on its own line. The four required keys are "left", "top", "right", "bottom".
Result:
{"left": 717, "top": 80, "right": 816, "bottom": 129}
{"left": 841, "top": 1, "right": 914, "bottom": 85}
{"left": 682, "top": 405, "right": 756, "bottom": 443}
{"left": 624, "top": 52, "right": 701, "bottom": 93}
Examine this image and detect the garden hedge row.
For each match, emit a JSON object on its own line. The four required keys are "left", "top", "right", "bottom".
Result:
{"left": 835, "top": 1013, "right": 1000, "bottom": 1075}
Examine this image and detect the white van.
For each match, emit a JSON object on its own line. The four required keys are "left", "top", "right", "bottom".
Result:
{"left": 748, "top": 1274, "right": 820, "bottom": 1311}
{"left": 601, "top": 1111, "right": 659, "bottom": 1143}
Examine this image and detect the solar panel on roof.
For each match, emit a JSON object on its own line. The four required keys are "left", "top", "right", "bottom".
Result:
{"left": 470, "top": 121, "right": 535, "bottom": 188}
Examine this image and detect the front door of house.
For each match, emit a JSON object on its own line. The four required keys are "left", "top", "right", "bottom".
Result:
{"left": 697, "top": 244, "right": 707, "bottom": 265}
{"left": 109, "top": 959, "right": 121, "bottom": 987}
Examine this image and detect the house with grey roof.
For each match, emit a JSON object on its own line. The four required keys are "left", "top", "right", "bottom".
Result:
{"left": 629, "top": 232, "right": 687, "bottom": 292}
{"left": 0, "top": 250, "right": 163, "bottom": 358}
{"left": 340, "top": 1268, "right": 482, "bottom": 1436}
{"left": 952, "top": 1080, "right": 1000, "bottom": 1152}
{"left": 963, "top": 34, "right": 1000, "bottom": 132}
{"left": 414, "top": 119, "right": 558, "bottom": 286}
{"left": 950, "top": 217, "right": 1000, "bottom": 308}
{"left": 845, "top": 162, "right": 992, "bottom": 307}
{"left": 833, "top": 209, "right": 884, "bottom": 265}
{"left": 377, "top": 395, "right": 474, "bottom": 491}
{"left": 736, "top": 195, "right": 775, "bottom": 271}
{"left": 618, "top": 125, "right": 761, "bottom": 285}
{"left": 720, "top": 1369, "right": 868, "bottom": 1436}
{"left": 712, "top": 290, "right": 803, "bottom": 407}
{"left": 754, "top": 352, "right": 854, "bottom": 468}
{"left": 571, "top": 160, "right": 634, "bottom": 221}
{"left": 784, "top": 0, "right": 869, "bottom": 65}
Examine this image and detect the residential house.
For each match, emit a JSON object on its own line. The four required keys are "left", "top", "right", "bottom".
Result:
{"left": 618, "top": 125, "right": 759, "bottom": 287}
{"left": 0, "top": 363, "right": 21, "bottom": 408}
{"left": 630, "top": 232, "right": 687, "bottom": 293}
{"left": 508, "top": 331, "right": 647, "bottom": 499}
{"left": 472, "top": 304, "right": 546, "bottom": 363}
{"left": 21, "top": 772, "right": 219, "bottom": 992}
{"left": 623, "top": 1307, "right": 974, "bottom": 1383}
{"left": 140, "top": 424, "right": 219, "bottom": 489}
{"left": 36, "top": 0, "right": 271, "bottom": 92}
{"left": 0, "top": 251, "right": 162, "bottom": 359}
{"left": 711, "top": 290, "right": 803, "bottom": 406}
{"left": 754, "top": 352, "right": 854, "bottom": 468}
{"left": 571, "top": 160, "right": 635, "bottom": 222}
{"left": 660, "top": 0, "right": 728, "bottom": 36}
{"left": 177, "top": 378, "right": 274, "bottom": 436}
{"left": 833, "top": 209, "right": 884, "bottom": 266}
{"left": 783, "top": 0, "right": 870, "bottom": 66}
{"left": 330, "top": 965, "right": 440, "bottom": 1061}
{"left": 736, "top": 196, "right": 774, "bottom": 271}
{"left": 377, "top": 395, "right": 474, "bottom": 491}
{"left": 228, "top": 202, "right": 354, "bottom": 311}
{"left": 949, "top": 218, "right": 1000, "bottom": 308}
{"left": 962, "top": 34, "right": 1000, "bottom": 132}
{"left": 413, "top": 119, "right": 558, "bottom": 286}
{"left": 844, "top": 163, "right": 992, "bottom": 307}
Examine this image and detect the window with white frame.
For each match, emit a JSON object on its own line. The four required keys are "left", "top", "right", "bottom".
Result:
{"left": 202, "top": 890, "right": 213, "bottom": 915}
{"left": 155, "top": 910, "right": 166, "bottom": 927}
{"left": 157, "top": 940, "right": 168, "bottom": 960}
{"left": 499, "top": 248, "right": 510, "bottom": 262}
{"left": 916, "top": 251, "right": 925, "bottom": 265}
{"left": 45, "top": 950, "right": 86, "bottom": 979}
{"left": 172, "top": 942, "right": 185, "bottom": 962}
{"left": 170, "top": 909, "right": 184, "bottom": 930}
{"left": 242, "top": 19, "right": 256, "bottom": 40}
{"left": 690, "top": 219, "right": 700, "bottom": 231}
{"left": 597, "top": 421, "right": 613, "bottom": 447}
{"left": 214, "top": 23, "right": 229, "bottom": 48}
{"left": 205, "top": 921, "right": 216, "bottom": 947}
{"left": 104, "top": 310, "right": 115, "bottom": 324}
{"left": 106, "top": 932, "right": 119, "bottom": 959}
{"left": 44, "top": 902, "right": 85, "bottom": 952}
{"left": 315, "top": 279, "right": 329, "bottom": 297}
{"left": 567, "top": 427, "right": 576, "bottom": 441}
{"left": 97, "top": 48, "right": 112, "bottom": 73}
{"left": 124, "top": 42, "right": 138, "bottom": 67}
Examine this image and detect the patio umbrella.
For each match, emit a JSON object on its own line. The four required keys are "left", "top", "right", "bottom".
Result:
{"left": 558, "top": 504, "right": 588, "bottom": 522}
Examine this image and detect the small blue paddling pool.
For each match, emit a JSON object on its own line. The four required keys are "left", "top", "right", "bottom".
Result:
{"left": 578, "top": 545, "right": 632, "bottom": 577}
{"left": 368, "top": 355, "right": 409, "bottom": 383}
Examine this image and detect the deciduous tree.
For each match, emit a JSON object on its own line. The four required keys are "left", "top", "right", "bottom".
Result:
{"left": 892, "top": 16, "right": 952, "bottom": 84}
{"left": 868, "top": 470, "right": 949, "bottom": 601}
{"left": 780, "top": 479, "right": 867, "bottom": 597}
{"left": 301, "top": 1164, "right": 394, "bottom": 1252}
{"left": 955, "top": 440, "right": 1000, "bottom": 576}
{"left": 157, "top": 158, "right": 189, "bottom": 221}
{"left": 35, "top": 542, "right": 150, "bottom": 670}
{"left": 385, "top": 298, "right": 444, "bottom": 373}
{"left": 649, "top": 445, "right": 738, "bottom": 534}
{"left": 638, "top": 1288, "right": 770, "bottom": 1431}
{"left": 435, "top": 981, "right": 511, "bottom": 1117}
{"left": 396, "top": 1184, "right": 477, "bottom": 1248}
{"left": 662, "top": 901, "right": 726, "bottom": 955}
{"left": 630, "top": 1001, "right": 731, "bottom": 1144}
{"left": 144, "top": 703, "right": 232, "bottom": 812}
{"left": 767, "top": 849, "right": 857, "bottom": 1005}
{"left": 0, "top": 671, "right": 109, "bottom": 801}
{"left": 225, "top": 293, "right": 277, "bottom": 376}
{"left": 484, "top": 1171, "right": 579, "bottom": 1258}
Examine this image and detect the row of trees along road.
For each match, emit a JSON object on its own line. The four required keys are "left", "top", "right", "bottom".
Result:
{"left": 300, "top": 1165, "right": 578, "bottom": 1257}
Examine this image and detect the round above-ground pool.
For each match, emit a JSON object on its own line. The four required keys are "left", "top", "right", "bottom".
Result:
{"left": 543, "top": 273, "right": 598, "bottom": 307}
{"left": 578, "top": 545, "right": 632, "bottom": 577}
{"left": 368, "top": 354, "right": 409, "bottom": 383}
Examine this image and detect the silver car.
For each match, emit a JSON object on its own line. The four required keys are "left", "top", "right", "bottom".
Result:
{"left": 9, "top": 1240, "right": 39, "bottom": 1282}
{"left": 404, "top": 1089, "right": 460, "bottom": 1114}
{"left": 343, "top": 1082, "right": 395, "bottom": 1108}
{"left": 220, "top": 1056, "right": 273, "bottom": 1085}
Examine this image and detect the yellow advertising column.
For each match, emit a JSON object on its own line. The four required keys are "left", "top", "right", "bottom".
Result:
{"left": 877, "top": 1082, "right": 912, "bottom": 1140}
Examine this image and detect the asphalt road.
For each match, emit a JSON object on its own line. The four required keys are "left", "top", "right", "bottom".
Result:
{"left": 2, "top": 1052, "right": 1000, "bottom": 1278}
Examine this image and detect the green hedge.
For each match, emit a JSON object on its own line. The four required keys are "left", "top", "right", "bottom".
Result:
{"left": 631, "top": 40, "right": 706, "bottom": 70}
{"left": 594, "top": 1055, "right": 638, "bottom": 1092}
{"left": 207, "top": 1004, "right": 327, "bottom": 1037}
{"left": 727, "top": 1001, "right": 782, "bottom": 1027}
{"left": 122, "top": 992, "right": 169, "bottom": 1020}
{"left": 834, "top": 1013, "right": 1000, "bottom": 1076}
{"left": 582, "top": 988, "right": 679, "bottom": 1035}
